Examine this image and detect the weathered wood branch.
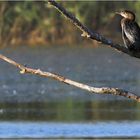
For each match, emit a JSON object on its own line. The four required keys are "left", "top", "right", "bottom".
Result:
{"left": 0, "top": 54, "right": 140, "bottom": 102}
{"left": 48, "top": 0, "right": 140, "bottom": 58}
{"left": 0, "top": 1, "right": 140, "bottom": 102}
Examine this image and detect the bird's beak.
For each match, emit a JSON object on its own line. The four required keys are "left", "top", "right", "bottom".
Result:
{"left": 115, "top": 11, "right": 120, "bottom": 15}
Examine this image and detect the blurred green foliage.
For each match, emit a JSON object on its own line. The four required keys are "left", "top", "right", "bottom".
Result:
{"left": 0, "top": 1, "right": 140, "bottom": 46}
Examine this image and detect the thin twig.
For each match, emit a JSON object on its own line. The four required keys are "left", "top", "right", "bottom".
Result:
{"left": 48, "top": 0, "right": 140, "bottom": 58}
{"left": 0, "top": 54, "right": 140, "bottom": 102}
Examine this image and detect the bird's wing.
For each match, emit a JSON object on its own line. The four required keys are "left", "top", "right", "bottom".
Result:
{"left": 124, "top": 21, "right": 140, "bottom": 42}
{"left": 122, "top": 28, "right": 131, "bottom": 48}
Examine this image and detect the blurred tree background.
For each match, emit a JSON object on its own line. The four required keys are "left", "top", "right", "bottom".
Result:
{"left": 0, "top": 1, "right": 140, "bottom": 47}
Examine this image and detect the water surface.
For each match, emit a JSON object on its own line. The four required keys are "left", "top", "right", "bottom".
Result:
{"left": 0, "top": 121, "right": 140, "bottom": 138}
{"left": 0, "top": 45, "right": 140, "bottom": 138}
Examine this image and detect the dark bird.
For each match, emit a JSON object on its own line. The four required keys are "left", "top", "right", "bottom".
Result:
{"left": 116, "top": 10, "right": 140, "bottom": 51}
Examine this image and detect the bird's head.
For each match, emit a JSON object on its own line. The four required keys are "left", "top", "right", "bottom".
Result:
{"left": 116, "top": 10, "right": 135, "bottom": 21}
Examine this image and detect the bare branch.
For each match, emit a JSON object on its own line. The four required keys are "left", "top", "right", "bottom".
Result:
{"left": 0, "top": 54, "right": 140, "bottom": 102}
{"left": 48, "top": 0, "right": 140, "bottom": 58}
{"left": 0, "top": 1, "right": 140, "bottom": 102}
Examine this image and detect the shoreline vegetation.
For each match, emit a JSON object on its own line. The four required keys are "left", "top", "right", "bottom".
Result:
{"left": 0, "top": 1, "right": 140, "bottom": 47}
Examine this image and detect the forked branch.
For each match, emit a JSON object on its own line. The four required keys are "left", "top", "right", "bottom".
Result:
{"left": 0, "top": 54, "right": 140, "bottom": 102}
{"left": 48, "top": 0, "right": 140, "bottom": 58}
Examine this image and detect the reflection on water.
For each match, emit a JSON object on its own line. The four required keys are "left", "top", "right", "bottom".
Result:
{"left": 0, "top": 45, "right": 140, "bottom": 138}
{"left": 0, "top": 100, "right": 139, "bottom": 121}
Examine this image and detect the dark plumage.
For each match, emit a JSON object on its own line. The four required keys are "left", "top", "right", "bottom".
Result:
{"left": 116, "top": 10, "right": 140, "bottom": 51}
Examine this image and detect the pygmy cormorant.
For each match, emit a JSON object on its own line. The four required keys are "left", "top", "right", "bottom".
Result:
{"left": 116, "top": 10, "right": 140, "bottom": 51}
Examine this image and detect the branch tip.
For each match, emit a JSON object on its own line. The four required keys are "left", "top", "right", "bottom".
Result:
{"left": 46, "top": 2, "right": 53, "bottom": 8}
{"left": 20, "top": 69, "right": 26, "bottom": 74}
{"left": 81, "top": 32, "right": 90, "bottom": 38}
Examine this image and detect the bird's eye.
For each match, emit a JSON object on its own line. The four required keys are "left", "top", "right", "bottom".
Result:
{"left": 122, "top": 11, "right": 125, "bottom": 14}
